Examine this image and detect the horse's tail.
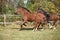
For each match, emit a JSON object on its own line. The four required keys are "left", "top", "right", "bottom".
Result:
{"left": 58, "top": 15, "right": 60, "bottom": 21}
{"left": 58, "top": 15, "right": 60, "bottom": 24}
{"left": 59, "top": 15, "right": 60, "bottom": 20}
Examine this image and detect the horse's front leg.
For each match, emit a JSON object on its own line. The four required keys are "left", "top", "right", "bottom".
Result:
{"left": 19, "top": 20, "right": 27, "bottom": 30}
{"left": 33, "top": 22, "right": 39, "bottom": 31}
{"left": 48, "top": 21, "right": 53, "bottom": 29}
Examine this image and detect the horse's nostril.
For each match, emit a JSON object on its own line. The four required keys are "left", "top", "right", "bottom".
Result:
{"left": 14, "top": 12, "right": 17, "bottom": 15}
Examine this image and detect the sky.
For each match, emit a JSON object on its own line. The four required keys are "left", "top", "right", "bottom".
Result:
{"left": 24, "top": 0, "right": 28, "bottom": 4}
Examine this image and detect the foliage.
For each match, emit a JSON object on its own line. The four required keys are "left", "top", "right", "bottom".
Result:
{"left": 0, "top": 0, "right": 60, "bottom": 14}
{"left": 0, "top": 0, "right": 60, "bottom": 22}
{"left": 26, "top": 0, "right": 60, "bottom": 14}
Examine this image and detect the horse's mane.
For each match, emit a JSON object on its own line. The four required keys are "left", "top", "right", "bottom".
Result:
{"left": 18, "top": 6, "right": 31, "bottom": 13}
{"left": 38, "top": 8, "right": 47, "bottom": 14}
{"left": 37, "top": 7, "right": 50, "bottom": 17}
{"left": 38, "top": 8, "right": 49, "bottom": 15}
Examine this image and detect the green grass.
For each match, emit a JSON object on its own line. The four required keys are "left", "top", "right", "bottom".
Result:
{"left": 0, "top": 24, "right": 60, "bottom": 40}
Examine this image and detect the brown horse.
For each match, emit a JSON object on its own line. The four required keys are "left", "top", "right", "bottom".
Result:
{"left": 37, "top": 8, "right": 60, "bottom": 29}
{"left": 48, "top": 14, "right": 60, "bottom": 29}
{"left": 14, "top": 6, "right": 46, "bottom": 31}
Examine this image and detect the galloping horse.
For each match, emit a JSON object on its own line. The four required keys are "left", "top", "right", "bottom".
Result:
{"left": 48, "top": 13, "right": 60, "bottom": 29}
{"left": 37, "top": 8, "right": 50, "bottom": 23}
{"left": 37, "top": 8, "right": 60, "bottom": 29}
{"left": 14, "top": 6, "right": 46, "bottom": 31}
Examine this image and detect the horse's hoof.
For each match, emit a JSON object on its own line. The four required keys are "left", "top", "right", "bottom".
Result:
{"left": 33, "top": 29, "right": 37, "bottom": 32}
{"left": 33, "top": 29, "right": 35, "bottom": 31}
{"left": 49, "top": 26, "right": 53, "bottom": 29}
{"left": 53, "top": 27, "right": 56, "bottom": 30}
{"left": 19, "top": 29, "right": 21, "bottom": 31}
{"left": 19, "top": 29, "right": 22, "bottom": 31}
{"left": 41, "top": 29, "right": 44, "bottom": 31}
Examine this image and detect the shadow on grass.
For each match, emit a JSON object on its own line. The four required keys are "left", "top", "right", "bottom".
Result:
{"left": 11, "top": 28, "right": 43, "bottom": 30}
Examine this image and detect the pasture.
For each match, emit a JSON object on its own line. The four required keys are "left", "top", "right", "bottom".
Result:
{"left": 0, "top": 23, "right": 60, "bottom": 40}
{"left": 1, "top": 0, "right": 60, "bottom": 40}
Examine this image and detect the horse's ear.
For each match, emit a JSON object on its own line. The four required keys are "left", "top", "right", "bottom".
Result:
{"left": 17, "top": 3, "right": 21, "bottom": 8}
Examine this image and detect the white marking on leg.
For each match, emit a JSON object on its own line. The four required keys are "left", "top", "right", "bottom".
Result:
{"left": 33, "top": 28, "right": 35, "bottom": 31}
{"left": 36, "top": 28, "right": 37, "bottom": 31}
{"left": 50, "top": 26, "right": 53, "bottom": 28}
{"left": 33, "top": 28, "right": 37, "bottom": 31}
{"left": 48, "top": 23, "right": 50, "bottom": 27}
{"left": 48, "top": 23, "right": 53, "bottom": 28}
{"left": 40, "top": 25, "right": 42, "bottom": 27}
{"left": 53, "top": 26, "right": 56, "bottom": 30}
{"left": 33, "top": 29, "right": 34, "bottom": 31}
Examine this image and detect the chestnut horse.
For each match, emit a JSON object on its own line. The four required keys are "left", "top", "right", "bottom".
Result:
{"left": 37, "top": 8, "right": 60, "bottom": 29}
{"left": 48, "top": 14, "right": 60, "bottom": 29}
{"left": 14, "top": 6, "right": 46, "bottom": 31}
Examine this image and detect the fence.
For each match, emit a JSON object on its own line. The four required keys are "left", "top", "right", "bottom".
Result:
{"left": 0, "top": 14, "right": 21, "bottom": 26}
{"left": 0, "top": 14, "right": 60, "bottom": 27}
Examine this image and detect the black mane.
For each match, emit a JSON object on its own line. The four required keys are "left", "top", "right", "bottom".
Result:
{"left": 37, "top": 8, "right": 49, "bottom": 16}
{"left": 37, "top": 7, "right": 50, "bottom": 23}
{"left": 37, "top": 8, "right": 47, "bottom": 14}
{"left": 19, "top": 6, "right": 31, "bottom": 13}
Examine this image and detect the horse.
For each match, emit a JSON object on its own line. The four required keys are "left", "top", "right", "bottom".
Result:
{"left": 37, "top": 8, "right": 60, "bottom": 29}
{"left": 37, "top": 8, "right": 50, "bottom": 23}
{"left": 48, "top": 13, "right": 60, "bottom": 29}
{"left": 35, "top": 11, "right": 47, "bottom": 30}
{"left": 14, "top": 6, "right": 46, "bottom": 31}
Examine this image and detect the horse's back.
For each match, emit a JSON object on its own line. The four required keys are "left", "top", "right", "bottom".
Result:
{"left": 35, "top": 13, "right": 46, "bottom": 22}
{"left": 50, "top": 14, "right": 59, "bottom": 21}
{"left": 27, "top": 13, "right": 36, "bottom": 21}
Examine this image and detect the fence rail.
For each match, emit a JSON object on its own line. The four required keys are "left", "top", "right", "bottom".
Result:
{"left": 0, "top": 14, "right": 21, "bottom": 26}
{"left": 0, "top": 14, "right": 21, "bottom": 17}
{"left": 0, "top": 14, "right": 60, "bottom": 26}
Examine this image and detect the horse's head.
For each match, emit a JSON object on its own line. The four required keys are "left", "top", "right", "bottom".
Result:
{"left": 14, "top": 6, "right": 31, "bottom": 15}
{"left": 14, "top": 7, "right": 22, "bottom": 15}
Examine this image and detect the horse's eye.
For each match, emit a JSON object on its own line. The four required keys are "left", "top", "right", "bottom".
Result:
{"left": 14, "top": 12, "right": 18, "bottom": 15}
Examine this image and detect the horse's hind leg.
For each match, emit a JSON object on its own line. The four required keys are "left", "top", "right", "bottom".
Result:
{"left": 48, "top": 22, "right": 53, "bottom": 29}
{"left": 40, "top": 23, "right": 45, "bottom": 30}
{"left": 52, "top": 21, "right": 57, "bottom": 30}
{"left": 48, "top": 21, "right": 57, "bottom": 29}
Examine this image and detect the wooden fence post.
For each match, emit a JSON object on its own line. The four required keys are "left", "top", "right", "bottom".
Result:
{"left": 3, "top": 14, "right": 6, "bottom": 26}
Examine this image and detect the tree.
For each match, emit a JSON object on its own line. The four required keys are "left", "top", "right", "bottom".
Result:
{"left": 0, "top": 0, "right": 60, "bottom": 14}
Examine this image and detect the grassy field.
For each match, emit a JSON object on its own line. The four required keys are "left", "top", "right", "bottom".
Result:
{"left": 0, "top": 23, "right": 60, "bottom": 40}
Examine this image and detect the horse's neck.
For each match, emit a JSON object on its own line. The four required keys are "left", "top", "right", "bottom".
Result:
{"left": 19, "top": 9, "right": 30, "bottom": 16}
{"left": 23, "top": 9, "right": 31, "bottom": 14}
{"left": 20, "top": 10, "right": 25, "bottom": 16}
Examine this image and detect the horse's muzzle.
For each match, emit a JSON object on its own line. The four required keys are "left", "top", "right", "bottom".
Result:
{"left": 14, "top": 12, "right": 18, "bottom": 15}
